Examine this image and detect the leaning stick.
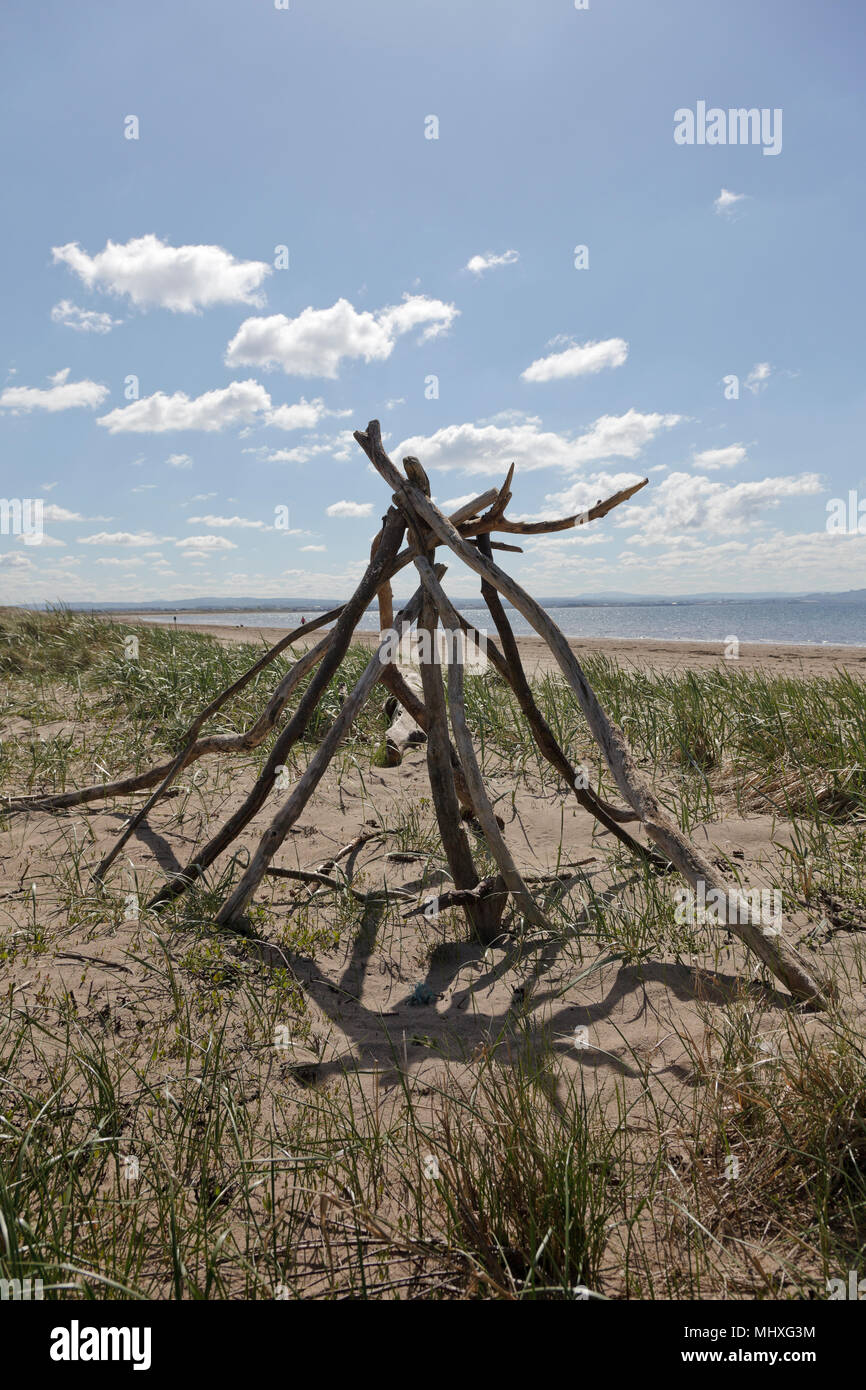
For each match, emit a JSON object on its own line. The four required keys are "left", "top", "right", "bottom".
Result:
{"left": 470, "top": 532, "right": 669, "bottom": 874}
{"left": 404, "top": 478, "right": 503, "bottom": 945}
{"left": 415, "top": 556, "right": 550, "bottom": 930}
{"left": 378, "top": 663, "right": 477, "bottom": 814}
{"left": 148, "top": 509, "right": 407, "bottom": 909}
{"left": 355, "top": 421, "right": 834, "bottom": 1006}
{"left": 92, "top": 615, "right": 352, "bottom": 879}
{"left": 453, "top": 598, "right": 643, "bottom": 832}
{"left": 5, "top": 608, "right": 343, "bottom": 815}
{"left": 413, "top": 582, "right": 502, "bottom": 945}
{"left": 464, "top": 478, "right": 648, "bottom": 536}
{"left": 215, "top": 576, "right": 441, "bottom": 926}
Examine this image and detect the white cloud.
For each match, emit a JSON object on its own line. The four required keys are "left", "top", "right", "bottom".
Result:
{"left": 52, "top": 235, "right": 270, "bottom": 312}
{"left": 187, "top": 515, "right": 267, "bottom": 529}
{"left": 691, "top": 444, "right": 747, "bottom": 471}
{"left": 167, "top": 452, "right": 193, "bottom": 469}
{"left": 326, "top": 500, "right": 374, "bottom": 517}
{"left": 97, "top": 379, "right": 270, "bottom": 433}
{"left": 745, "top": 362, "right": 772, "bottom": 394}
{"left": 78, "top": 531, "right": 167, "bottom": 547}
{"left": 615, "top": 470, "right": 822, "bottom": 544}
{"left": 521, "top": 338, "right": 628, "bottom": 383}
{"left": 440, "top": 493, "right": 478, "bottom": 511}
{"left": 301, "top": 544, "right": 326, "bottom": 552}
{"left": 714, "top": 188, "right": 746, "bottom": 216}
{"left": 0, "top": 552, "right": 33, "bottom": 569}
{"left": 225, "top": 293, "right": 459, "bottom": 378}
{"left": 540, "top": 470, "right": 649, "bottom": 517}
{"left": 0, "top": 368, "right": 108, "bottom": 413}
{"left": 264, "top": 443, "right": 332, "bottom": 463}
{"left": 50, "top": 300, "right": 121, "bottom": 333}
{"left": 264, "top": 397, "right": 350, "bottom": 431}
{"left": 176, "top": 535, "right": 238, "bottom": 554}
{"left": 465, "top": 249, "right": 519, "bottom": 276}
{"left": 396, "top": 409, "right": 681, "bottom": 477}
{"left": 16, "top": 533, "right": 65, "bottom": 548}
{"left": 42, "top": 504, "right": 85, "bottom": 522}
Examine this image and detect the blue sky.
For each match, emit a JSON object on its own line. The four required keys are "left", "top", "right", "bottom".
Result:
{"left": 1, "top": 0, "right": 864, "bottom": 603}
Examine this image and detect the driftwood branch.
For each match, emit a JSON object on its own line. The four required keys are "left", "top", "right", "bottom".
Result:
{"left": 148, "top": 508, "right": 407, "bottom": 909}
{"left": 265, "top": 867, "right": 413, "bottom": 904}
{"left": 464, "top": 478, "right": 648, "bottom": 536}
{"left": 214, "top": 574, "right": 441, "bottom": 926}
{"left": 6, "top": 608, "right": 342, "bottom": 817}
{"left": 415, "top": 556, "right": 550, "bottom": 930}
{"left": 409, "top": 532, "right": 503, "bottom": 944}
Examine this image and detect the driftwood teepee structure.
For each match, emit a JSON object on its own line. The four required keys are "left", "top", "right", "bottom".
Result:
{"left": 7, "top": 420, "right": 835, "bottom": 1008}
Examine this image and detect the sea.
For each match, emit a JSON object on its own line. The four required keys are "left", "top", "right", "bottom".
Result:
{"left": 141, "top": 599, "right": 866, "bottom": 647}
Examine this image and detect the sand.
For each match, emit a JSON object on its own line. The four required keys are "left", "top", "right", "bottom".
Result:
{"left": 114, "top": 615, "right": 866, "bottom": 679}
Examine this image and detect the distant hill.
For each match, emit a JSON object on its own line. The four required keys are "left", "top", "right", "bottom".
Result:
{"left": 798, "top": 589, "right": 866, "bottom": 605}
{"left": 8, "top": 588, "right": 866, "bottom": 613}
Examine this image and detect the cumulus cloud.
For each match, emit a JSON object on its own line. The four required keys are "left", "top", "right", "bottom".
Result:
{"left": 691, "top": 444, "right": 747, "bottom": 471}
{"left": 265, "top": 397, "right": 353, "bottom": 430}
{"left": 50, "top": 300, "right": 121, "bottom": 333}
{"left": 176, "top": 536, "right": 238, "bottom": 556}
{"left": 325, "top": 500, "right": 374, "bottom": 517}
{"left": 614, "top": 470, "right": 822, "bottom": 544}
{"left": 187, "top": 515, "right": 267, "bottom": 529}
{"left": 395, "top": 409, "right": 681, "bottom": 477}
{"left": 521, "top": 338, "right": 628, "bottom": 382}
{"left": 167, "top": 452, "right": 193, "bottom": 469}
{"left": 465, "top": 249, "right": 519, "bottom": 275}
{"left": 714, "top": 188, "right": 746, "bottom": 216}
{"left": 78, "top": 531, "right": 168, "bottom": 546}
{"left": 225, "top": 294, "right": 459, "bottom": 378}
{"left": 540, "top": 470, "right": 650, "bottom": 517}
{"left": 0, "top": 367, "right": 109, "bottom": 413}
{"left": 42, "top": 504, "right": 85, "bottom": 522}
{"left": 96, "top": 380, "right": 270, "bottom": 433}
{"left": 52, "top": 235, "right": 270, "bottom": 312}
{"left": 301, "top": 544, "right": 326, "bottom": 552}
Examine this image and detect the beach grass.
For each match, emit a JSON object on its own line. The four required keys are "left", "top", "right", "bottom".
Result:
{"left": 1, "top": 608, "right": 865, "bottom": 1298}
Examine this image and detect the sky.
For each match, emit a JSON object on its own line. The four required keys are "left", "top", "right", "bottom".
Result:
{"left": 1, "top": 0, "right": 865, "bottom": 604}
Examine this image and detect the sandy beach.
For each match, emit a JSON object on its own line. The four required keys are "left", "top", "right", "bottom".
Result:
{"left": 112, "top": 614, "right": 866, "bottom": 679}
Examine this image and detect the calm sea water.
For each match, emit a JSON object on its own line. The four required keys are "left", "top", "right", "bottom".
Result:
{"left": 142, "top": 600, "right": 866, "bottom": 647}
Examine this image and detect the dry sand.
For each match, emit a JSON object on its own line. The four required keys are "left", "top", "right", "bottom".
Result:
{"left": 116, "top": 615, "right": 866, "bottom": 679}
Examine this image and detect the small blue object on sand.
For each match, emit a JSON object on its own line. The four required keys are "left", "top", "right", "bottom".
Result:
{"left": 409, "top": 982, "right": 436, "bottom": 1006}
